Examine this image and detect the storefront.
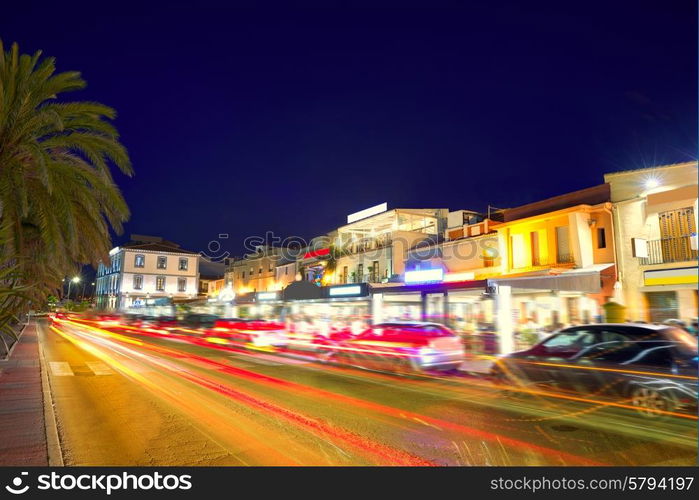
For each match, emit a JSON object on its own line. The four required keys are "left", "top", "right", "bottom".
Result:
{"left": 642, "top": 266, "right": 698, "bottom": 323}
{"left": 122, "top": 297, "right": 175, "bottom": 318}
{"left": 371, "top": 276, "right": 489, "bottom": 328}
{"left": 281, "top": 282, "right": 372, "bottom": 336}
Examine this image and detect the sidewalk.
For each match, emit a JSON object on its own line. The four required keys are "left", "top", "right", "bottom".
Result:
{"left": 0, "top": 322, "right": 49, "bottom": 465}
{"left": 459, "top": 355, "right": 495, "bottom": 375}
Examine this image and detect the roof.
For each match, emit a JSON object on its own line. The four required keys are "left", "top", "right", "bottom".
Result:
{"left": 121, "top": 242, "right": 198, "bottom": 254}
{"left": 198, "top": 257, "right": 226, "bottom": 279}
{"left": 503, "top": 184, "right": 610, "bottom": 222}
{"left": 603, "top": 161, "right": 698, "bottom": 178}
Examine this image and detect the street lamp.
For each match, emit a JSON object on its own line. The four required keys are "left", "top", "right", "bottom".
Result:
{"left": 67, "top": 276, "right": 80, "bottom": 300}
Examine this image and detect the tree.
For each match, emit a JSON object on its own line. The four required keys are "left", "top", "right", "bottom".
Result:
{"left": 0, "top": 40, "right": 133, "bottom": 304}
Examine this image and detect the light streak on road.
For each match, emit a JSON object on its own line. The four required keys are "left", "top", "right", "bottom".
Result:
{"left": 50, "top": 319, "right": 615, "bottom": 465}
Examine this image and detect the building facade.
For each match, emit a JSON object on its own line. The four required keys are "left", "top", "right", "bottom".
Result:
{"left": 96, "top": 236, "right": 199, "bottom": 310}
{"left": 605, "top": 162, "right": 698, "bottom": 323}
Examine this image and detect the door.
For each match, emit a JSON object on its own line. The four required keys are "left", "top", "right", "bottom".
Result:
{"left": 646, "top": 291, "right": 678, "bottom": 322}
{"left": 565, "top": 328, "right": 642, "bottom": 394}
{"left": 530, "top": 231, "right": 540, "bottom": 266}
{"left": 512, "top": 327, "right": 599, "bottom": 387}
{"left": 555, "top": 226, "right": 571, "bottom": 264}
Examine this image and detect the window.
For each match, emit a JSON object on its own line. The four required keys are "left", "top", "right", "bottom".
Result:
{"left": 157, "top": 256, "right": 167, "bottom": 269}
{"left": 133, "top": 275, "right": 143, "bottom": 290}
{"left": 510, "top": 234, "right": 526, "bottom": 268}
{"left": 156, "top": 276, "right": 166, "bottom": 291}
{"left": 134, "top": 254, "right": 145, "bottom": 268}
{"left": 597, "top": 228, "right": 606, "bottom": 249}
{"left": 258, "top": 267, "right": 262, "bottom": 274}
{"left": 555, "top": 226, "right": 571, "bottom": 263}
{"left": 242, "top": 271, "right": 245, "bottom": 279}
{"left": 541, "top": 328, "right": 596, "bottom": 355}
{"left": 179, "top": 258, "right": 188, "bottom": 271}
{"left": 178, "top": 278, "right": 186, "bottom": 292}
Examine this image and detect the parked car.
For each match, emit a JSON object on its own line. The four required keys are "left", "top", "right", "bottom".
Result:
{"left": 490, "top": 323, "right": 698, "bottom": 418}
{"left": 318, "top": 322, "right": 465, "bottom": 373}
{"left": 206, "top": 318, "right": 287, "bottom": 347}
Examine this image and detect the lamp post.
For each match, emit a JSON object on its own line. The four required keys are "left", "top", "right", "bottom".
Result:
{"left": 67, "top": 276, "right": 80, "bottom": 300}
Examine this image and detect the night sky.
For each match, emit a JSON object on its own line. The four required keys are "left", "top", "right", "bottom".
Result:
{"left": 2, "top": 1, "right": 696, "bottom": 259}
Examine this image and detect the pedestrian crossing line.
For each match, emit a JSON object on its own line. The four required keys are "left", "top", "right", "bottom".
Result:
{"left": 85, "top": 361, "right": 115, "bottom": 376}
{"left": 49, "top": 362, "right": 74, "bottom": 376}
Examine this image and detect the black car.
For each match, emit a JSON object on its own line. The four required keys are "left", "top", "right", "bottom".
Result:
{"left": 490, "top": 323, "right": 698, "bottom": 418}
{"left": 180, "top": 313, "right": 218, "bottom": 329}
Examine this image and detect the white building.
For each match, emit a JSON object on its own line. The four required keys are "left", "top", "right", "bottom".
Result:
{"left": 604, "top": 162, "right": 698, "bottom": 323}
{"left": 96, "top": 235, "right": 199, "bottom": 310}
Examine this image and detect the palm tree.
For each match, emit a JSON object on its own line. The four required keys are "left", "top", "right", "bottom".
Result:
{"left": 0, "top": 40, "right": 133, "bottom": 303}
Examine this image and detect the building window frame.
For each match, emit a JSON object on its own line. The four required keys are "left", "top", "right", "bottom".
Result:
{"left": 156, "top": 275, "right": 166, "bottom": 291}
{"left": 177, "top": 277, "right": 187, "bottom": 292}
{"left": 179, "top": 258, "right": 188, "bottom": 271}
{"left": 133, "top": 275, "right": 143, "bottom": 290}
{"left": 157, "top": 256, "right": 168, "bottom": 269}
{"left": 134, "top": 254, "right": 145, "bottom": 268}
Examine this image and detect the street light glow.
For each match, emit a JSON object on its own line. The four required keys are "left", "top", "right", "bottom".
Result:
{"left": 72, "top": 276, "right": 80, "bottom": 283}
{"left": 644, "top": 177, "right": 660, "bottom": 190}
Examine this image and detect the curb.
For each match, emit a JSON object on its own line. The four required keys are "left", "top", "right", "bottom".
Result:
{"left": 37, "top": 322, "right": 64, "bottom": 466}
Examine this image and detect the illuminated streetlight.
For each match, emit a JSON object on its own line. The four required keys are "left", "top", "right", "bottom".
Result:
{"left": 644, "top": 177, "right": 660, "bottom": 190}
{"left": 67, "top": 276, "right": 80, "bottom": 300}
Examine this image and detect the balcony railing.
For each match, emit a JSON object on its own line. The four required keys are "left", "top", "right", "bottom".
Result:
{"left": 515, "top": 253, "right": 575, "bottom": 270}
{"left": 640, "top": 236, "right": 698, "bottom": 265}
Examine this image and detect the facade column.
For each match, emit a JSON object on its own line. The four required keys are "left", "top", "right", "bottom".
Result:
{"left": 568, "top": 212, "right": 594, "bottom": 268}
{"left": 371, "top": 293, "right": 383, "bottom": 325}
{"left": 496, "top": 285, "right": 515, "bottom": 354}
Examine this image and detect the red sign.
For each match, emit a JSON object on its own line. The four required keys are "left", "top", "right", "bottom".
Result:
{"left": 302, "top": 248, "right": 330, "bottom": 260}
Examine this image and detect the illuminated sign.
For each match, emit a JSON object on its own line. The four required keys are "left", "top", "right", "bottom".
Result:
{"left": 257, "top": 291, "right": 279, "bottom": 301}
{"left": 404, "top": 268, "right": 444, "bottom": 284}
{"left": 328, "top": 285, "right": 363, "bottom": 297}
{"left": 109, "top": 246, "right": 121, "bottom": 256}
{"left": 302, "top": 248, "right": 330, "bottom": 260}
{"left": 443, "top": 271, "right": 475, "bottom": 282}
{"left": 347, "top": 203, "right": 388, "bottom": 224}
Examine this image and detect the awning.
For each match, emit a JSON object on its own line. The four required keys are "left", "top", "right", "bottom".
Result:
{"left": 488, "top": 263, "right": 614, "bottom": 293}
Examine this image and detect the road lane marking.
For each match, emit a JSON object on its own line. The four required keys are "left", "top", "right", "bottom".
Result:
{"left": 85, "top": 361, "right": 114, "bottom": 376}
{"left": 49, "top": 362, "right": 74, "bottom": 376}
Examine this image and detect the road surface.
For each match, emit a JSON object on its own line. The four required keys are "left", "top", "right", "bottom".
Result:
{"left": 39, "top": 319, "right": 697, "bottom": 466}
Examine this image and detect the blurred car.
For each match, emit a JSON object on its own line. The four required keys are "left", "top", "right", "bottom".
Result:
{"left": 490, "top": 323, "right": 698, "bottom": 417}
{"left": 318, "top": 322, "right": 464, "bottom": 373}
{"left": 180, "top": 313, "right": 218, "bottom": 330}
{"left": 206, "top": 318, "right": 287, "bottom": 347}
{"left": 94, "top": 313, "right": 122, "bottom": 327}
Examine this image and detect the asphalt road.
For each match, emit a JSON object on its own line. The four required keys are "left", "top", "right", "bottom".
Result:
{"left": 39, "top": 319, "right": 698, "bottom": 466}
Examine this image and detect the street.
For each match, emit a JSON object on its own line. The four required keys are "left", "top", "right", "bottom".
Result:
{"left": 40, "top": 319, "right": 697, "bottom": 466}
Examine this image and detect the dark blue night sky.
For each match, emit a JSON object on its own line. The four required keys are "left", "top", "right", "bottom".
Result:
{"left": 2, "top": 1, "right": 696, "bottom": 257}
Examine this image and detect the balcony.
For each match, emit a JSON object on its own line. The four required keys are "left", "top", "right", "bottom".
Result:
{"left": 340, "top": 235, "right": 393, "bottom": 256}
{"left": 640, "top": 236, "right": 698, "bottom": 265}
{"left": 514, "top": 253, "right": 575, "bottom": 271}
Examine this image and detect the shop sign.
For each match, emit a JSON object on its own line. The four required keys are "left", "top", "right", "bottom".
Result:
{"left": 404, "top": 268, "right": 444, "bottom": 284}
{"left": 257, "top": 291, "right": 280, "bottom": 301}
{"left": 347, "top": 202, "right": 388, "bottom": 224}
{"left": 328, "top": 285, "right": 363, "bottom": 297}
